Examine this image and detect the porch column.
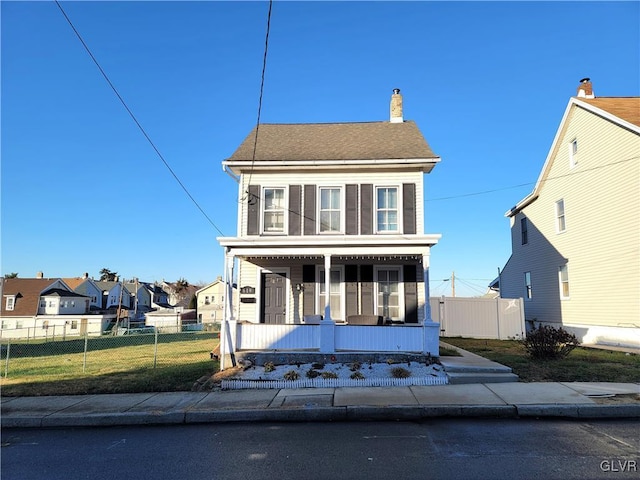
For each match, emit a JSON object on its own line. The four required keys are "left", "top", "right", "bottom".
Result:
{"left": 422, "top": 250, "right": 440, "bottom": 356}
{"left": 221, "top": 249, "right": 237, "bottom": 370}
{"left": 320, "top": 254, "right": 335, "bottom": 353}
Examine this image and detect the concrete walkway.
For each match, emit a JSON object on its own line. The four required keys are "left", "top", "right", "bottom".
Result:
{"left": 2, "top": 344, "right": 638, "bottom": 428}
{"left": 2, "top": 382, "right": 639, "bottom": 428}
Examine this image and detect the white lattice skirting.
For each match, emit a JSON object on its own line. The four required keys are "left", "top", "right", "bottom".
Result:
{"left": 221, "top": 375, "right": 448, "bottom": 390}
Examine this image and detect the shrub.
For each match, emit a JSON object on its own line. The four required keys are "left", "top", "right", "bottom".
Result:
{"left": 283, "top": 370, "right": 300, "bottom": 381}
{"left": 306, "top": 369, "right": 321, "bottom": 379}
{"left": 349, "top": 361, "right": 361, "bottom": 372}
{"left": 350, "top": 371, "right": 365, "bottom": 380}
{"left": 263, "top": 362, "right": 275, "bottom": 372}
{"left": 321, "top": 371, "right": 338, "bottom": 379}
{"left": 521, "top": 325, "right": 580, "bottom": 360}
{"left": 390, "top": 367, "right": 411, "bottom": 378}
{"left": 311, "top": 362, "right": 325, "bottom": 370}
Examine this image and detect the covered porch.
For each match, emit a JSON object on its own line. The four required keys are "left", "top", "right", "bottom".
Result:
{"left": 217, "top": 236, "right": 441, "bottom": 369}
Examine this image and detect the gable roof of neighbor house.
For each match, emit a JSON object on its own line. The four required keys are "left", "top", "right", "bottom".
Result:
{"left": 1, "top": 278, "right": 64, "bottom": 317}
{"left": 224, "top": 121, "right": 440, "bottom": 172}
{"left": 506, "top": 93, "right": 640, "bottom": 217}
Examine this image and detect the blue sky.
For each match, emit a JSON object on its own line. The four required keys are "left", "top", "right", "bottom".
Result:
{"left": 2, "top": 1, "right": 639, "bottom": 296}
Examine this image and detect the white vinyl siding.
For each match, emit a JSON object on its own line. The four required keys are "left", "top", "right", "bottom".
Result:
{"left": 500, "top": 103, "right": 639, "bottom": 328}
{"left": 241, "top": 171, "right": 426, "bottom": 235}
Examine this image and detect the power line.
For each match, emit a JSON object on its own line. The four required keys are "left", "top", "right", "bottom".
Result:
{"left": 54, "top": 1, "right": 225, "bottom": 236}
{"left": 426, "top": 155, "right": 639, "bottom": 202}
{"left": 243, "top": 0, "right": 273, "bottom": 203}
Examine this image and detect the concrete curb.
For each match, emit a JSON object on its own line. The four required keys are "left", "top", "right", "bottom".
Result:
{"left": 4, "top": 403, "right": 639, "bottom": 428}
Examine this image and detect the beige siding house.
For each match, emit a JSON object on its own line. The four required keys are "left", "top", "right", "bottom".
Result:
{"left": 195, "top": 277, "right": 238, "bottom": 324}
{"left": 217, "top": 90, "right": 442, "bottom": 365}
{"left": 499, "top": 79, "right": 640, "bottom": 349}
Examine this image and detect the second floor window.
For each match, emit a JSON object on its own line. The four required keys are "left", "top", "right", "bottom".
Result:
{"left": 570, "top": 138, "right": 578, "bottom": 168}
{"left": 319, "top": 187, "right": 341, "bottom": 233}
{"left": 5, "top": 297, "right": 15, "bottom": 311}
{"left": 263, "top": 188, "right": 285, "bottom": 233}
{"left": 377, "top": 187, "right": 398, "bottom": 232}
{"left": 521, "top": 217, "right": 528, "bottom": 245}
{"left": 559, "top": 265, "right": 570, "bottom": 299}
{"left": 556, "top": 199, "right": 566, "bottom": 233}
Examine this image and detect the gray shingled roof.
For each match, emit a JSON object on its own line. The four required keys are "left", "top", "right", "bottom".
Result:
{"left": 225, "top": 121, "right": 438, "bottom": 162}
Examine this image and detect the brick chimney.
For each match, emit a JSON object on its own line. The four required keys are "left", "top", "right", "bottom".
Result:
{"left": 577, "top": 78, "right": 594, "bottom": 98}
{"left": 390, "top": 88, "right": 403, "bottom": 123}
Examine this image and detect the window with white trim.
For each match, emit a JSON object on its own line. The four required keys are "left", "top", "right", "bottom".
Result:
{"left": 555, "top": 199, "right": 566, "bottom": 233}
{"left": 319, "top": 187, "right": 342, "bottom": 233}
{"left": 5, "top": 296, "right": 15, "bottom": 311}
{"left": 318, "top": 267, "right": 344, "bottom": 321}
{"left": 262, "top": 187, "right": 285, "bottom": 233}
{"left": 559, "top": 265, "right": 570, "bottom": 299}
{"left": 375, "top": 267, "right": 402, "bottom": 321}
{"left": 376, "top": 186, "right": 399, "bottom": 232}
{"left": 524, "top": 272, "right": 532, "bottom": 300}
{"left": 570, "top": 138, "right": 578, "bottom": 168}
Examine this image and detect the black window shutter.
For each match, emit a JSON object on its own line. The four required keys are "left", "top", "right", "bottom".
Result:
{"left": 360, "top": 264, "right": 374, "bottom": 315}
{"left": 361, "top": 184, "right": 373, "bottom": 235}
{"left": 289, "top": 185, "right": 302, "bottom": 236}
{"left": 404, "top": 264, "right": 418, "bottom": 323}
{"left": 302, "top": 265, "right": 316, "bottom": 316}
{"left": 403, "top": 183, "right": 416, "bottom": 234}
{"left": 303, "top": 185, "right": 316, "bottom": 235}
{"left": 247, "top": 184, "right": 260, "bottom": 235}
{"left": 345, "top": 184, "right": 358, "bottom": 235}
{"left": 345, "top": 264, "right": 358, "bottom": 316}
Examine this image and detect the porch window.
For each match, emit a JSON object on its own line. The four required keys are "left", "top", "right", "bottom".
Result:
{"left": 555, "top": 199, "right": 566, "bottom": 233}
{"left": 319, "top": 268, "right": 343, "bottom": 321}
{"left": 319, "top": 187, "right": 341, "bottom": 233}
{"left": 376, "top": 187, "right": 398, "bottom": 232}
{"left": 263, "top": 188, "right": 285, "bottom": 233}
{"left": 559, "top": 265, "right": 570, "bottom": 299}
{"left": 376, "top": 267, "right": 401, "bottom": 321}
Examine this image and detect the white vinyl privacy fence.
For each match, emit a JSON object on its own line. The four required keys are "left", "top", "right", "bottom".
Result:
{"left": 431, "top": 296, "right": 526, "bottom": 340}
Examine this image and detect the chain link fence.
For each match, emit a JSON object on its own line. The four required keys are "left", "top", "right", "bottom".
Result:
{"left": 1, "top": 326, "right": 220, "bottom": 380}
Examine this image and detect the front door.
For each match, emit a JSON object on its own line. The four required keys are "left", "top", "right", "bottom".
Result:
{"left": 261, "top": 272, "right": 286, "bottom": 324}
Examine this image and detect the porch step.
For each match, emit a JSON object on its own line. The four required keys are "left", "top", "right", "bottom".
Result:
{"left": 447, "top": 372, "right": 520, "bottom": 384}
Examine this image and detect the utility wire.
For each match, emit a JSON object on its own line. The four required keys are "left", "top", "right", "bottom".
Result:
{"left": 243, "top": 0, "right": 273, "bottom": 204}
{"left": 54, "top": 0, "right": 225, "bottom": 236}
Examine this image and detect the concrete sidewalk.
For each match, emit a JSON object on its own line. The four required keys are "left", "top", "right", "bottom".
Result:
{"left": 2, "top": 381, "right": 639, "bottom": 428}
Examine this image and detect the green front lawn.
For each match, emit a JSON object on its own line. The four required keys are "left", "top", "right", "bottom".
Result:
{"left": 442, "top": 337, "right": 640, "bottom": 383}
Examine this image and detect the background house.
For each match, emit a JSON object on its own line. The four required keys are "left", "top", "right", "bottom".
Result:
{"left": 195, "top": 276, "right": 237, "bottom": 325}
{"left": 0, "top": 276, "right": 113, "bottom": 339}
{"left": 63, "top": 274, "right": 103, "bottom": 311}
{"left": 498, "top": 79, "right": 640, "bottom": 349}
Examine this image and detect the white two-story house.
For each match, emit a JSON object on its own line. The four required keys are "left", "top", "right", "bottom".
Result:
{"left": 498, "top": 79, "right": 639, "bottom": 349}
{"left": 217, "top": 90, "right": 442, "bottom": 363}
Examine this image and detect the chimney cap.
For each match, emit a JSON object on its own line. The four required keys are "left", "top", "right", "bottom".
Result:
{"left": 579, "top": 77, "right": 591, "bottom": 84}
{"left": 393, "top": 88, "right": 401, "bottom": 94}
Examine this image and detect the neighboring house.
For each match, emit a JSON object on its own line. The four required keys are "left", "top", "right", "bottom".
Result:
{"left": 124, "top": 279, "right": 152, "bottom": 320}
{"left": 498, "top": 79, "right": 640, "bottom": 349}
{"left": 94, "top": 281, "right": 132, "bottom": 323}
{"left": 0, "top": 276, "right": 113, "bottom": 339}
{"left": 162, "top": 281, "right": 199, "bottom": 309}
{"left": 142, "top": 283, "right": 172, "bottom": 309}
{"left": 217, "top": 89, "right": 442, "bottom": 363}
{"left": 63, "top": 274, "right": 103, "bottom": 311}
{"left": 195, "top": 276, "right": 238, "bottom": 324}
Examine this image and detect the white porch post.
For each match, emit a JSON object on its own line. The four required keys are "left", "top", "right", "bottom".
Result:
{"left": 220, "top": 249, "right": 237, "bottom": 370}
{"left": 422, "top": 250, "right": 440, "bottom": 356}
{"left": 320, "top": 253, "right": 335, "bottom": 353}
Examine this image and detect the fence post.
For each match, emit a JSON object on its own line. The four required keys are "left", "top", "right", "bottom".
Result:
{"left": 4, "top": 342, "right": 10, "bottom": 378}
{"left": 83, "top": 335, "right": 88, "bottom": 373}
{"left": 153, "top": 328, "right": 158, "bottom": 368}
